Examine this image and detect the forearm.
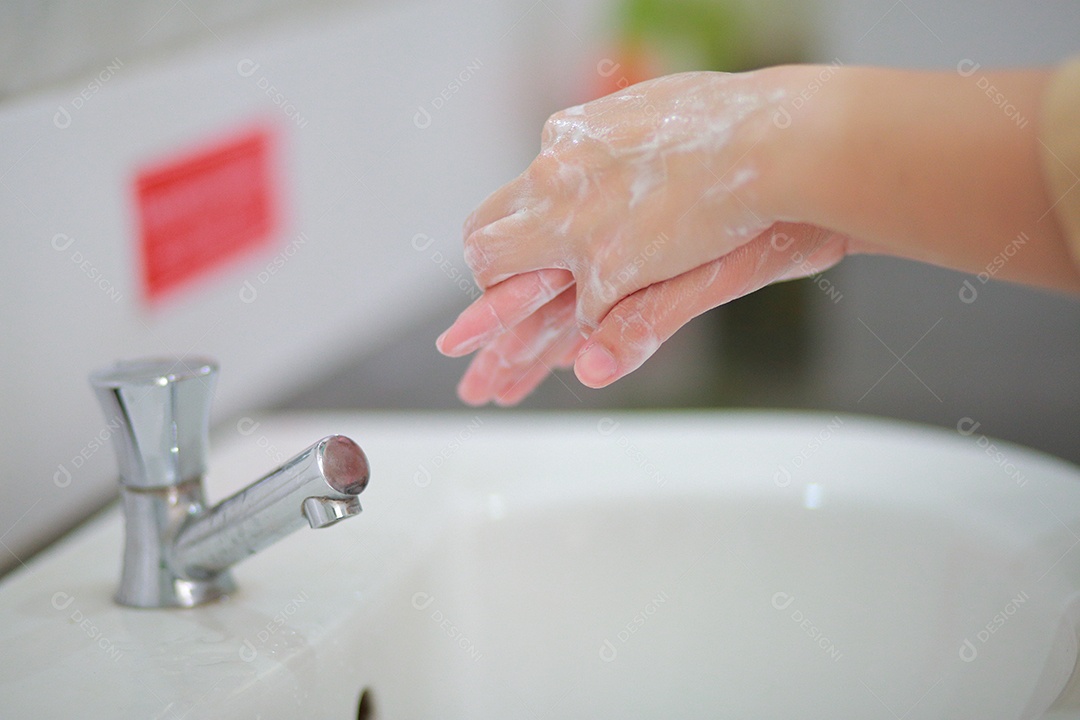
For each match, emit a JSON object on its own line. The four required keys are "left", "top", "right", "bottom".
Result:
{"left": 785, "top": 66, "right": 1080, "bottom": 293}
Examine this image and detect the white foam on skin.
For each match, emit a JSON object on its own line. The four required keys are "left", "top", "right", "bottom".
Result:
{"left": 494, "top": 298, "right": 575, "bottom": 368}
{"left": 628, "top": 158, "right": 668, "bottom": 208}
{"left": 695, "top": 258, "right": 725, "bottom": 292}
{"left": 476, "top": 71, "right": 796, "bottom": 383}
{"left": 557, "top": 214, "right": 574, "bottom": 236}
{"left": 611, "top": 307, "right": 662, "bottom": 374}
{"left": 525, "top": 197, "right": 553, "bottom": 215}
{"left": 523, "top": 270, "right": 572, "bottom": 316}
{"left": 540, "top": 73, "right": 771, "bottom": 243}
{"left": 577, "top": 260, "right": 605, "bottom": 331}
{"left": 463, "top": 241, "right": 489, "bottom": 274}
{"left": 554, "top": 162, "right": 590, "bottom": 203}
{"left": 726, "top": 166, "right": 757, "bottom": 191}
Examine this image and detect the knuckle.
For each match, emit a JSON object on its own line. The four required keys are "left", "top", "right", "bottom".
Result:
{"left": 528, "top": 150, "right": 558, "bottom": 178}
{"left": 540, "top": 108, "right": 579, "bottom": 149}
{"left": 462, "top": 211, "right": 480, "bottom": 239}
{"left": 593, "top": 248, "right": 638, "bottom": 301}
{"left": 462, "top": 233, "right": 492, "bottom": 275}
{"left": 575, "top": 296, "right": 602, "bottom": 334}
{"left": 612, "top": 304, "right": 657, "bottom": 348}
{"left": 541, "top": 111, "right": 563, "bottom": 138}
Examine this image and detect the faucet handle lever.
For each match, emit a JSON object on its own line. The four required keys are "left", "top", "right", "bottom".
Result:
{"left": 90, "top": 357, "right": 218, "bottom": 489}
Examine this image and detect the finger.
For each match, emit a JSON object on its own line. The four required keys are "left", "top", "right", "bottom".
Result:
{"left": 462, "top": 209, "right": 547, "bottom": 287}
{"left": 462, "top": 172, "right": 534, "bottom": 240}
{"left": 773, "top": 231, "right": 848, "bottom": 281}
{"left": 457, "top": 296, "right": 576, "bottom": 406}
{"left": 456, "top": 288, "right": 577, "bottom": 405}
{"left": 574, "top": 225, "right": 840, "bottom": 388}
{"left": 463, "top": 155, "right": 587, "bottom": 288}
{"left": 573, "top": 262, "right": 728, "bottom": 388}
{"left": 569, "top": 193, "right": 769, "bottom": 332}
{"left": 437, "top": 269, "right": 575, "bottom": 357}
{"left": 493, "top": 328, "right": 584, "bottom": 406}
{"left": 554, "top": 333, "right": 588, "bottom": 370}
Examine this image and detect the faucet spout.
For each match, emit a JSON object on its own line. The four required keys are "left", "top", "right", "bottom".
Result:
{"left": 171, "top": 436, "right": 369, "bottom": 581}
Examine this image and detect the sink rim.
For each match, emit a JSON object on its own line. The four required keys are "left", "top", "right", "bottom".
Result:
{"left": 2, "top": 409, "right": 1078, "bottom": 718}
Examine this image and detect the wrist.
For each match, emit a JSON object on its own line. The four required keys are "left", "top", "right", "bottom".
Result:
{"left": 754, "top": 64, "right": 859, "bottom": 234}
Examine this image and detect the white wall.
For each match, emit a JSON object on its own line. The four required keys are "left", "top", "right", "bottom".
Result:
{"left": 0, "top": 0, "right": 542, "bottom": 572}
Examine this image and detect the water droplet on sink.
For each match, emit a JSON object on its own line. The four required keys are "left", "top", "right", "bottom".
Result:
{"left": 486, "top": 494, "right": 506, "bottom": 520}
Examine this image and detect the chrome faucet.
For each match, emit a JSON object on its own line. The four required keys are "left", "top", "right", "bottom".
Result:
{"left": 90, "top": 358, "right": 370, "bottom": 609}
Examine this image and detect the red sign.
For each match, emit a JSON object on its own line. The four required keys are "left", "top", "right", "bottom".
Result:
{"left": 135, "top": 127, "right": 278, "bottom": 302}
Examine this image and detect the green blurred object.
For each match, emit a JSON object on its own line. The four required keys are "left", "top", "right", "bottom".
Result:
{"left": 617, "top": 0, "right": 755, "bottom": 72}
{"left": 609, "top": 0, "right": 818, "bottom": 407}
{"left": 614, "top": 0, "right": 807, "bottom": 72}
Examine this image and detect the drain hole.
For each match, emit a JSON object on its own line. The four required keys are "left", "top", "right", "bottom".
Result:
{"left": 357, "top": 687, "right": 376, "bottom": 720}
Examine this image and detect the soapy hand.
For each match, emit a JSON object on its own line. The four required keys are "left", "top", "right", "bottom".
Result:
{"left": 438, "top": 67, "right": 852, "bottom": 405}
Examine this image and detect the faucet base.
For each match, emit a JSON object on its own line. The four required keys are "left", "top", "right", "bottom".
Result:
{"left": 115, "top": 572, "right": 236, "bottom": 609}
{"left": 115, "top": 483, "right": 238, "bottom": 609}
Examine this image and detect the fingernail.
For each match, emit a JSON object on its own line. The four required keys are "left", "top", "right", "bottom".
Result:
{"left": 436, "top": 329, "right": 450, "bottom": 352}
{"left": 575, "top": 344, "right": 618, "bottom": 387}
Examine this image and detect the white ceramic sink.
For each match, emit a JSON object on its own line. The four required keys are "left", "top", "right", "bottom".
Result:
{"left": 3, "top": 412, "right": 1080, "bottom": 718}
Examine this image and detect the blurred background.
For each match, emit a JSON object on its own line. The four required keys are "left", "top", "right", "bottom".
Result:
{"left": 1, "top": 0, "right": 1078, "bottom": 573}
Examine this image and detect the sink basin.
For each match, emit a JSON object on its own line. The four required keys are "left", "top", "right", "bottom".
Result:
{"left": 2, "top": 411, "right": 1080, "bottom": 718}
